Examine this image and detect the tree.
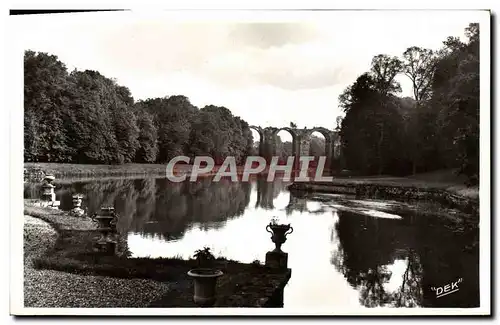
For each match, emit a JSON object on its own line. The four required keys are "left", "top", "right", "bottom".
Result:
{"left": 188, "top": 109, "right": 220, "bottom": 160}
{"left": 370, "top": 54, "right": 403, "bottom": 96}
{"left": 110, "top": 84, "right": 139, "bottom": 163}
{"left": 339, "top": 73, "right": 380, "bottom": 174}
{"left": 336, "top": 23, "right": 480, "bottom": 183}
{"left": 134, "top": 108, "right": 158, "bottom": 163}
{"left": 24, "top": 50, "right": 73, "bottom": 162}
{"left": 402, "top": 47, "right": 437, "bottom": 103}
{"left": 335, "top": 116, "right": 343, "bottom": 130}
{"left": 339, "top": 72, "right": 408, "bottom": 175}
{"left": 309, "top": 136, "right": 326, "bottom": 158}
{"left": 24, "top": 50, "right": 256, "bottom": 165}
{"left": 67, "top": 70, "right": 120, "bottom": 163}
{"left": 139, "top": 95, "right": 197, "bottom": 163}
{"left": 432, "top": 23, "right": 479, "bottom": 182}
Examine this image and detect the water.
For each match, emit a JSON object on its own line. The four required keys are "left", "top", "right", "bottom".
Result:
{"left": 24, "top": 176, "right": 479, "bottom": 308}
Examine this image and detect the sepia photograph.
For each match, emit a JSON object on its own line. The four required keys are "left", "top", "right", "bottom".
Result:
{"left": 8, "top": 6, "right": 491, "bottom": 317}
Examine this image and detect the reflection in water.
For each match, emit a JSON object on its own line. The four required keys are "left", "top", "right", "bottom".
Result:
{"left": 331, "top": 210, "right": 422, "bottom": 307}
{"left": 24, "top": 176, "right": 479, "bottom": 309}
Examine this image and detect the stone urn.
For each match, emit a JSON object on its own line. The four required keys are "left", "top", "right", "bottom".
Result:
{"left": 71, "top": 194, "right": 85, "bottom": 216}
{"left": 92, "top": 207, "right": 118, "bottom": 231}
{"left": 41, "top": 183, "right": 56, "bottom": 202}
{"left": 91, "top": 206, "right": 118, "bottom": 253}
{"left": 44, "top": 174, "right": 56, "bottom": 185}
{"left": 266, "top": 221, "right": 293, "bottom": 253}
{"left": 265, "top": 220, "right": 293, "bottom": 269}
{"left": 187, "top": 268, "right": 223, "bottom": 307}
{"left": 188, "top": 247, "right": 223, "bottom": 307}
{"left": 72, "top": 194, "right": 83, "bottom": 208}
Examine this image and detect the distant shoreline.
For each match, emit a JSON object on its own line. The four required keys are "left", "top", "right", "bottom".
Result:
{"left": 24, "top": 162, "right": 240, "bottom": 179}
{"left": 24, "top": 162, "right": 326, "bottom": 180}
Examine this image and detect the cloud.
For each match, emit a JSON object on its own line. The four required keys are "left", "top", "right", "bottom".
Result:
{"left": 199, "top": 40, "right": 363, "bottom": 91}
{"left": 227, "top": 23, "right": 320, "bottom": 49}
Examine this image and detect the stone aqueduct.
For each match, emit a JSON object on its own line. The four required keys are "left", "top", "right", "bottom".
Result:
{"left": 249, "top": 125, "right": 342, "bottom": 171}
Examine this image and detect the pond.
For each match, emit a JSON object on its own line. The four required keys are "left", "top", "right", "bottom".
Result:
{"left": 24, "top": 176, "right": 479, "bottom": 309}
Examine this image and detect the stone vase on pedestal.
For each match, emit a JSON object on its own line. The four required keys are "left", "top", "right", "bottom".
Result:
{"left": 44, "top": 174, "right": 55, "bottom": 184}
{"left": 265, "top": 220, "right": 293, "bottom": 269}
{"left": 91, "top": 207, "right": 118, "bottom": 255}
{"left": 40, "top": 178, "right": 60, "bottom": 208}
{"left": 71, "top": 194, "right": 85, "bottom": 217}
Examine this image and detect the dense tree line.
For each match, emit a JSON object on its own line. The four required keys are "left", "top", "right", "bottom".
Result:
{"left": 338, "top": 23, "right": 480, "bottom": 184}
{"left": 24, "top": 51, "right": 253, "bottom": 165}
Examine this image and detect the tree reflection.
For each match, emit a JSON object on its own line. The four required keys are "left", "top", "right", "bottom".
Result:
{"left": 331, "top": 207, "right": 480, "bottom": 308}
{"left": 414, "top": 214, "right": 479, "bottom": 307}
{"left": 255, "top": 176, "right": 287, "bottom": 210}
{"left": 331, "top": 210, "right": 424, "bottom": 307}
{"left": 25, "top": 177, "right": 252, "bottom": 241}
{"left": 285, "top": 192, "right": 327, "bottom": 215}
{"left": 285, "top": 192, "right": 308, "bottom": 215}
{"left": 391, "top": 250, "right": 423, "bottom": 307}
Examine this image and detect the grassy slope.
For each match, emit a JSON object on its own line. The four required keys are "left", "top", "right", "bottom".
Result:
{"left": 25, "top": 162, "right": 173, "bottom": 177}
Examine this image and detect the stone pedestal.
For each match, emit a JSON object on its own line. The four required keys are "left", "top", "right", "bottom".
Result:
{"left": 36, "top": 200, "right": 60, "bottom": 209}
{"left": 48, "top": 201, "right": 60, "bottom": 209}
{"left": 265, "top": 251, "right": 288, "bottom": 269}
{"left": 264, "top": 287, "right": 285, "bottom": 307}
{"left": 95, "top": 239, "right": 117, "bottom": 256}
{"left": 71, "top": 208, "right": 85, "bottom": 216}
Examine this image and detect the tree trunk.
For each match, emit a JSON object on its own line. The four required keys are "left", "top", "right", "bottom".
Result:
{"left": 378, "top": 123, "right": 384, "bottom": 175}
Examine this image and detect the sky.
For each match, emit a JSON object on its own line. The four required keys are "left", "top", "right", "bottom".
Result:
{"left": 13, "top": 10, "right": 480, "bottom": 137}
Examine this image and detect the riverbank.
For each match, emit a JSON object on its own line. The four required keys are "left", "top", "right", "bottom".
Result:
{"left": 24, "top": 162, "right": 184, "bottom": 180}
{"left": 288, "top": 170, "right": 479, "bottom": 216}
{"left": 23, "top": 201, "right": 291, "bottom": 308}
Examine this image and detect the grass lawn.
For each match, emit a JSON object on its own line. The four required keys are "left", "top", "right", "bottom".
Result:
{"left": 25, "top": 162, "right": 181, "bottom": 178}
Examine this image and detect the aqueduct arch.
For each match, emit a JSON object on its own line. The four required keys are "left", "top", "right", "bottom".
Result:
{"left": 249, "top": 125, "right": 341, "bottom": 173}
{"left": 249, "top": 126, "right": 265, "bottom": 156}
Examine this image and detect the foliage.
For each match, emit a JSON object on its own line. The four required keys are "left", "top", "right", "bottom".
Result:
{"left": 336, "top": 23, "right": 480, "bottom": 184}
{"left": 24, "top": 51, "right": 253, "bottom": 165}
{"left": 24, "top": 50, "right": 73, "bottom": 162}
{"left": 369, "top": 54, "right": 403, "bottom": 96}
{"left": 193, "top": 247, "right": 216, "bottom": 267}
{"left": 402, "top": 46, "right": 437, "bottom": 103}
{"left": 270, "top": 217, "right": 279, "bottom": 225}
{"left": 269, "top": 217, "right": 290, "bottom": 227}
